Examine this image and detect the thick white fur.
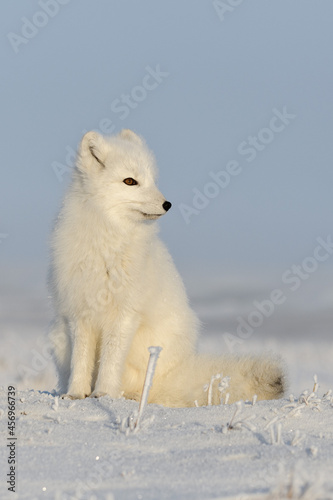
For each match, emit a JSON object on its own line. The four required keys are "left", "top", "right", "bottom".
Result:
{"left": 49, "top": 130, "right": 285, "bottom": 407}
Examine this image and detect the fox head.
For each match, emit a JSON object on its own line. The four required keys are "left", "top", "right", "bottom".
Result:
{"left": 75, "top": 129, "right": 171, "bottom": 223}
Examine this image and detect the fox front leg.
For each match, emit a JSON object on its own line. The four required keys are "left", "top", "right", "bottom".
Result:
{"left": 91, "top": 316, "right": 138, "bottom": 399}
{"left": 62, "top": 320, "right": 96, "bottom": 400}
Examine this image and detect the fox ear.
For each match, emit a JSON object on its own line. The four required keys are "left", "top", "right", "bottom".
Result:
{"left": 78, "top": 131, "right": 107, "bottom": 172}
{"left": 119, "top": 129, "right": 144, "bottom": 146}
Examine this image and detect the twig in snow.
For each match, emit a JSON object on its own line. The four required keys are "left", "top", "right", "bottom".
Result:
{"left": 120, "top": 346, "right": 162, "bottom": 434}
{"left": 222, "top": 401, "right": 256, "bottom": 434}
{"left": 205, "top": 373, "right": 221, "bottom": 405}
{"left": 312, "top": 374, "right": 318, "bottom": 393}
{"left": 270, "top": 423, "right": 282, "bottom": 445}
{"left": 134, "top": 346, "right": 162, "bottom": 429}
{"left": 203, "top": 374, "right": 230, "bottom": 406}
{"left": 218, "top": 375, "right": 230, "bottom": 404}
{"left": 120, "top": 410, "right": 137, "bottom": 434}
{"left": 299, "top": 390, "right": 322, "bottom": 409}
{"left": 290, "top": 429, "right": 305, "bottom": 447}
{"left": 276, "top": 422, "right": 282, "bottom": 444}
{"left": 264, "top": 415, "right": 280, "bottom": 430}
{"left": 322, "top": 389, "right": 332, "bottom": 402}
{"left": 222, "top": 401, "right": 242, "bottom": 433}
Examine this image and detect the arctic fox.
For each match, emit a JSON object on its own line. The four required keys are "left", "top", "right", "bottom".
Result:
{"left": 49, "top": 129, "right": 285, "bottom": 407}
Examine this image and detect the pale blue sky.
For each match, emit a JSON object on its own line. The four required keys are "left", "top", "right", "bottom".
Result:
{"left": 1, "top": 0, "right": 333, "bottom": 285}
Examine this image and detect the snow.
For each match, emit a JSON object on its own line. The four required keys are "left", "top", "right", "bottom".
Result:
{"left": 1, "top": 387, "right": 333, "bottom": 500}
{"left": 1, "top": 274, "right": 333, "bottom": 499}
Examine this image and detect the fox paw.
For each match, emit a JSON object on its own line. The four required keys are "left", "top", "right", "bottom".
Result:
{"left": 61, "top": 392, "right": 89, "bottom": 400}
{"left": 90, "top": 391, "right": 108, "bottom": 399}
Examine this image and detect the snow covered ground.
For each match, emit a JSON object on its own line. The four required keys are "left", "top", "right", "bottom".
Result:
{"left": 1, "top": 388, "right": 333, "bottom": 500}
{"left": 1, "top": 269, "right": 333, "bottom": 499}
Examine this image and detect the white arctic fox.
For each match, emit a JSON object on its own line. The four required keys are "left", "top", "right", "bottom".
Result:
{"left": 49, "top": 129, "right": 285, "bottom": 407}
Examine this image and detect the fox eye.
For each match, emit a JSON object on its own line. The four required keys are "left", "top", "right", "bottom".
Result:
{"left": 123, "top": 178, "right": 138, "bottom": 186}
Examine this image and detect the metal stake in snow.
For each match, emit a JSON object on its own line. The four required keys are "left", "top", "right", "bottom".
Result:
{"left": 134, "top": 346, "right": 162, "bottom": 430}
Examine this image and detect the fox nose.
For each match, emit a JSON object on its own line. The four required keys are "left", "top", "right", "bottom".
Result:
{"left": 163, "top": 201, "right": 172, "bottom": 212}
